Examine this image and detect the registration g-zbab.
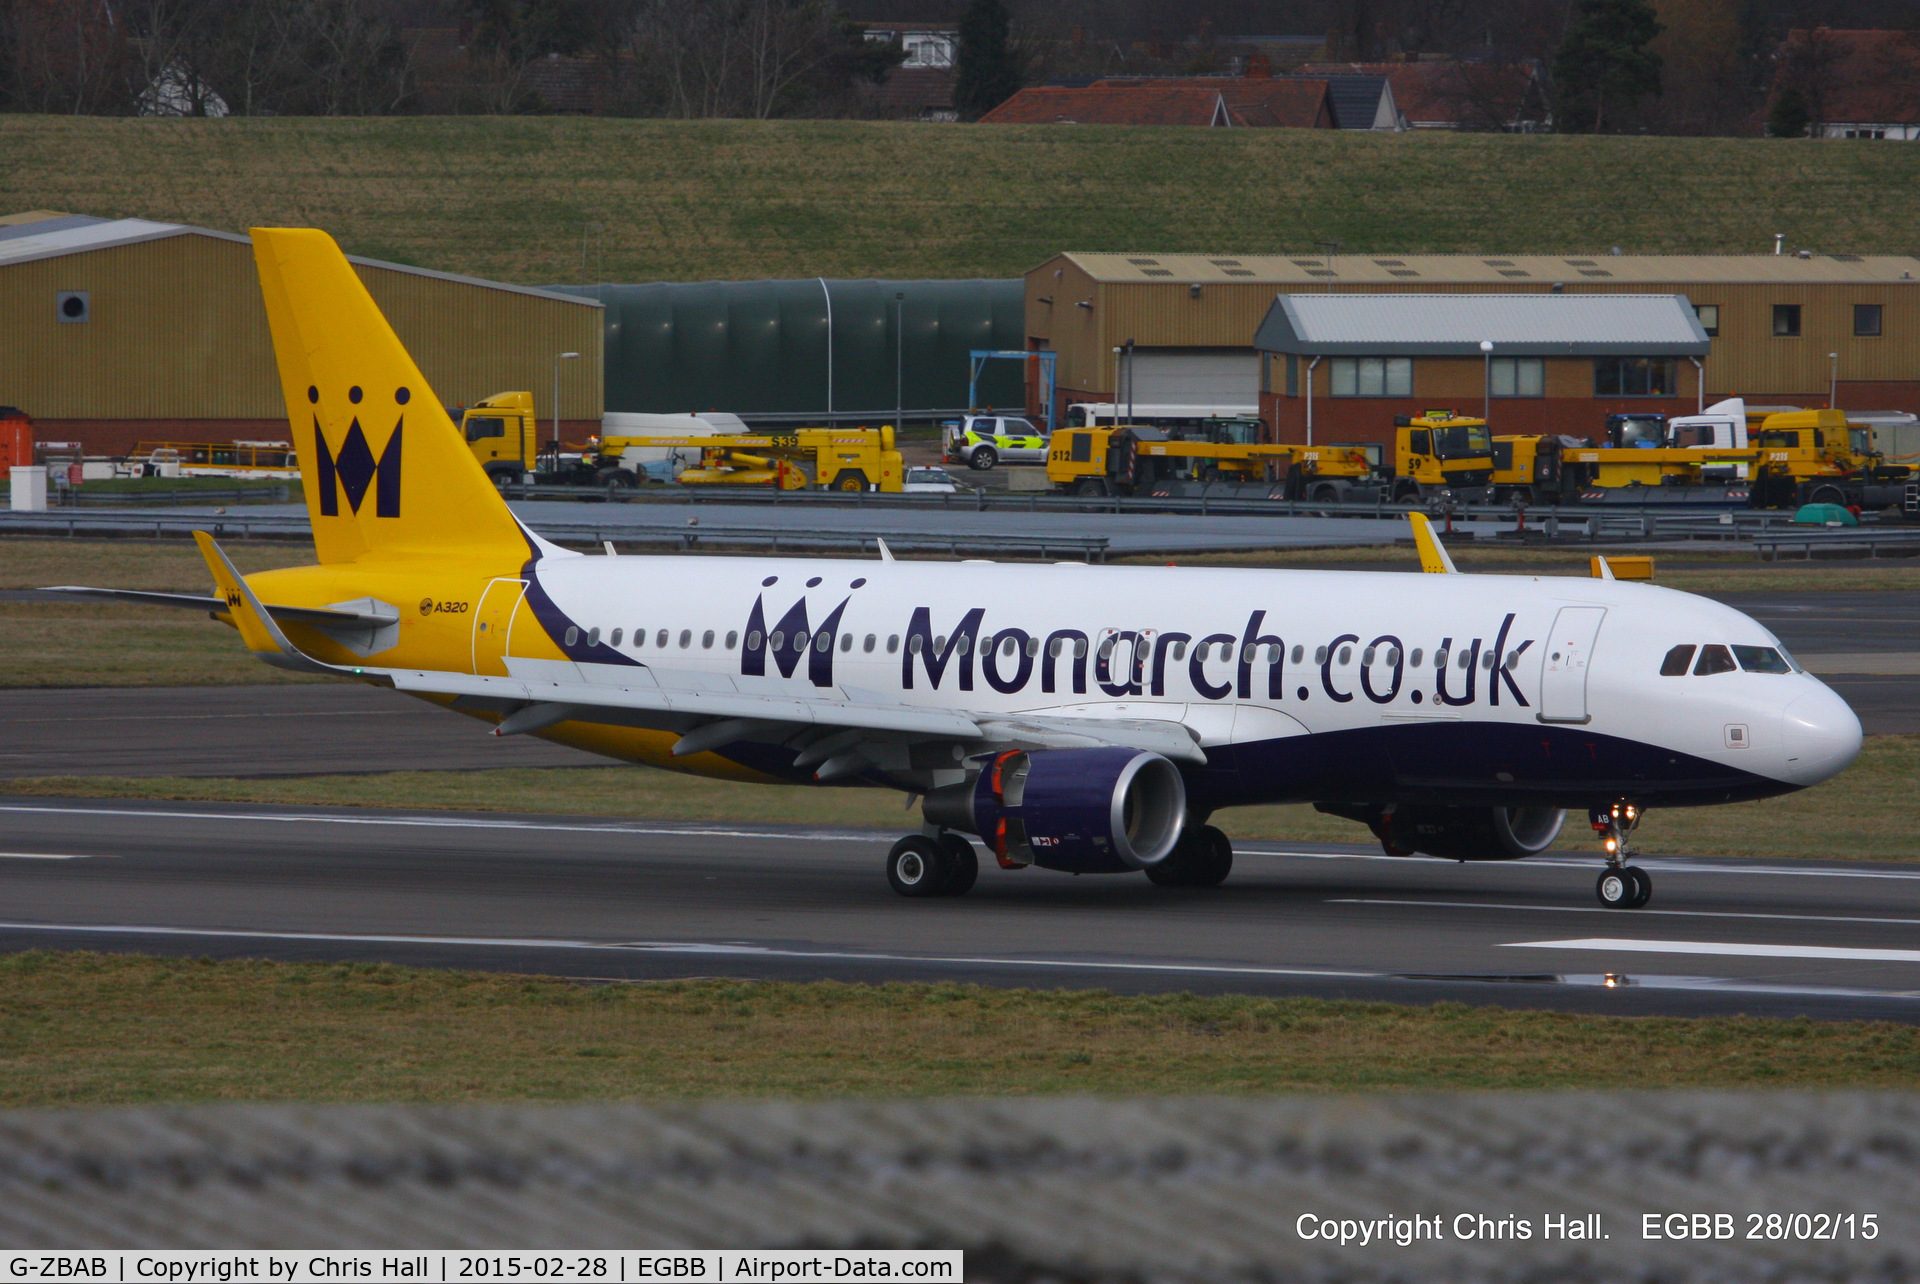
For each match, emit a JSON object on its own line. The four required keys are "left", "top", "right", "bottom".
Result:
{"left": 54, "top": 230, "right": 1863, "bottom": 908}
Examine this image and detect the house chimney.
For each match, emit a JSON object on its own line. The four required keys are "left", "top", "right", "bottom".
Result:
{"left": 1246, "top": 53, "right": 1272, "bottom": 79}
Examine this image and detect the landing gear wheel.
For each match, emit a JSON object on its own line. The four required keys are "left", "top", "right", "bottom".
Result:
{"left": 969, "top": 446, "right": 998, "bottom": 471}
{"left": 937, "top": 833, "right": 978, "bottom": 896}
{"left": 887, "top": 835, "right": 952, "bottom": 898}
{"left": 1624, "top": 865, "right": 1652, "bottom": 908}
{"left": 1596, "top": 867, "right": 1631, "bottom": 908}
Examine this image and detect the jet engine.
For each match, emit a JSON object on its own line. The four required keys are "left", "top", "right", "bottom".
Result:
{"left": 925, "top": 747, "right": 1186, "bottom": 873}
{"left": 1378, "top": 804, "right": 1566, "bottom": 861}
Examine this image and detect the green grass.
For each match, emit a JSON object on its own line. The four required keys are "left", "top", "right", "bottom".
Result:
{"left": 3, "top": 118, "right": 1915, "bottom": 282}
{"left": 8, "top": 734, "right": 1918, "bottom": 861}
{"left": 1, "top": 954, "right": 1915, "bottom": 1105}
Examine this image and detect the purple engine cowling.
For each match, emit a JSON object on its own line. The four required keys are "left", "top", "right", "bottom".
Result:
{"left": 969, "top": 746, "right": 1187, "bottom": 874}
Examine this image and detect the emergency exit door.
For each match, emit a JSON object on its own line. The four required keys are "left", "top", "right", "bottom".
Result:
{"left": 1537, "top": 606, "right": 1606, "bottom": 724}
{"left": 472, "top": 578, "right": 526, "bottom": 676}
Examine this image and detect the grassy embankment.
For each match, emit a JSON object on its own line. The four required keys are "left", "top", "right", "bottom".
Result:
{"left": 3, "top": 117, "right": 1917, "bottom": 283}
{"left": 1, "top": 954, "right": 1916, "bottom": 1106}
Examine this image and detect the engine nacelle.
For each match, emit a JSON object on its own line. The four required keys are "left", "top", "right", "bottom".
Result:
{"left": 927, "top": 747, "right": 1187, "bottom": 873}
{"left": 1381, "top": 804, "right": 1566, "bottom": 861}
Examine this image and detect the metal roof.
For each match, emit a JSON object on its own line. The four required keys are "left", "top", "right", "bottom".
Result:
{"left": 1254, "top": 292, "right": 1712, "bottom": 356}
{"left": 0, "top": 212, "right": 599, "bottom": 307}
{"left": 1057, "top": 251, "right": 1920, "bottom": 284}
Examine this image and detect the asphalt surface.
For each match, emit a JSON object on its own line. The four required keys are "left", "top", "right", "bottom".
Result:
{"left": 2, "top": 797, "right": 1919, "bottom": 1021}
{"left": 0, "top": 683, "right": 599, "bottom": 778}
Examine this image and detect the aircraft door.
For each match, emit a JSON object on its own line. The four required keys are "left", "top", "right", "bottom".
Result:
{"left": 1538, "top": 606, "right": 1606, "bottom": 724}
{"left": 472, "top": 578, "right": 527, "bottom": 676}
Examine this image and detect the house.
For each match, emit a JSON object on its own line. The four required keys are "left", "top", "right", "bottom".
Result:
{"left": 1769, "top": 28, "right": 1920, "bottom": 139}
{"left": 1084, "top": 73, "right": 1397, "bottom": 130}
{"left": 860, "top": 22, "right": 958, "bottom": 120}
{"left": 1299, "top": 60, "right": 1548, "bottom": 132}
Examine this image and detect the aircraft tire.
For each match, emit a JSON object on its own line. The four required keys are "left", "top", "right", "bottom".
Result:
{"left": 1596, "top": 867, "right": 1632, "bottom": 908}
{"left": 1188, "top": 825, "right": 1233, "bottom": 887}
{"left": 937, "top": 834, "right": 979, "bottom": 896}
{"left": 888, "top": 836, "right": 952, "bottom": 898}
{"left": 1625, "top": 865, "right": 1652, "bottom": 908}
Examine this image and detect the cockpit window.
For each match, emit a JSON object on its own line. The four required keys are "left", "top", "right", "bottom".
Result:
{"left": 1694, "top": 644, "right": 1737, "bottom": 676}
{"left": 1733, "top": 645, "right": 1792, "bottom": 674}
{"left": 1659, "top": 645, "right": 1696, "bottom": 676}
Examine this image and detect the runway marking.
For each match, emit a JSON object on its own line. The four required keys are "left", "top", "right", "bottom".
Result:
{"left": 1331, "top": 898, "right": 1920, "bottom": 927}
{"left": 0, "top": 852, "right": 98, "bottom": 860}
{"left": 1245, "top": 848, "right": 1920, "bottom": 881}
{"left": 1505, "top": 937, "right": 1920, "bottom": 964}
{"left": 0, "top": 804, "right": 880, "bottom": 843}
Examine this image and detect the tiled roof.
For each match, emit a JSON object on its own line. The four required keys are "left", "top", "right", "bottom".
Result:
{"left": 1056, "top": 251, "right": 1920, "bottom": 284}
{"left": 1300, "top": 60, "right": 1541, "bottom": 128}
{"left": 980, "top": 85, "right": 1230, "bottom": 126}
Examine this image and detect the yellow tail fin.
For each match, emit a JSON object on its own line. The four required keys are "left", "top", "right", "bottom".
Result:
{"left": 250, "top": 228, "right": 529, "bottom": 566}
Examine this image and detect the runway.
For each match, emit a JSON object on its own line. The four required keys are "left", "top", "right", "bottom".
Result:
{"left": 3, "top": 797, "right": 1919, "bottom": 1021}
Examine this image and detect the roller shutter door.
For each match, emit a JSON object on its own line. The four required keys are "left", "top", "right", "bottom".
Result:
{"left": 1129, "top": 349, "right": 1259, "bottom": 408}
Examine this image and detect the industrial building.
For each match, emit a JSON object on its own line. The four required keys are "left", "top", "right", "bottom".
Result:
{"left": 1251, "top": 294, "right": 1712, "bottom": 446}
{"left": 550, "top": 278, "right": 1024, "bottom": 422}
{"left": 0, "top": 211, "right": 603, "bottom": 458}
{"left": 1023, "top": 252, "right": 1920, "bottom": 445}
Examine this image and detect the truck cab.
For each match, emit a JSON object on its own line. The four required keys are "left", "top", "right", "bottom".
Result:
{"left": 1392, "top": 410, "right": 1494, "bottom": 500}
{"left": 454, "top": 391, "right": 539, "bottom": 487}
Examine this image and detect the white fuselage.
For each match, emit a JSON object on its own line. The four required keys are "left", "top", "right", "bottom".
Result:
{"left": 512, "top": 552, "right": 1861, "bottom": 810}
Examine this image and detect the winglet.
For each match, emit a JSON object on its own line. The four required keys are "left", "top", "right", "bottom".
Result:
{"left": 1408, "top": 513, "right": 1458, "bottom": 574}
{"left": 1591, "top": 555, "right": 1616, "bottom": 580}
{"left": 192, "top": 530, "right": 360, "bottom": 677}
{"left": 875, "top": 537, "right": 896, "bottom": 563}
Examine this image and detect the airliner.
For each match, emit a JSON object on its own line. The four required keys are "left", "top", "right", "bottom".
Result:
{"left": 52, "top": 229, "right": 1863, "bottom": 909}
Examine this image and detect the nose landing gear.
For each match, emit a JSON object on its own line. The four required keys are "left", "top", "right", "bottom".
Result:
{"left": 1592, "top": 802, "right": 1651, "bottom": 908}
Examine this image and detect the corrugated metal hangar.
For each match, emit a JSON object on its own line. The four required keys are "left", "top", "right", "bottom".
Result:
{"left": 551, "top": 278, "right": 1024, "bottom": 420}
{"left": 1025, "top": 252, "right": 1920, "bottom": 446}
{"left": 0, "top": 211, "right": 603, "bottom": 457}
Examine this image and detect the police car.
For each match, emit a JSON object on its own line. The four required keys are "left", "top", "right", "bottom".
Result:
{"left": 941, "top": 415, "right": 1048, "bottom": 470}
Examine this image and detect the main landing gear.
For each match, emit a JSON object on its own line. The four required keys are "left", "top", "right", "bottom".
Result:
{"left": 1592, "top": 802, "right": 1652, "bottom": 909}
{"left": 1146, "top": 824, "right": 1234, "bottom": 887}
{"left": 886, "top": 833, "right": 978, "bottom": 898}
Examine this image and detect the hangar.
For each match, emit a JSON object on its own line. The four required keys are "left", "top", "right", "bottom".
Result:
{"left": 0, "top": 210, "right": 603, "bottom": 457}
{"left": 1252, "top": 293, "right": 1712, "bottom": 448}
{"left": 1023, "top": 252, "right": 1920, "bottom": 441}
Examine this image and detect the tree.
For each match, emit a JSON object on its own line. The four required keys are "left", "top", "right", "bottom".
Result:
{"left": 1553, "top": 0, "right": 1664, "bottom": 132}
{"left": 954, "top": 0, "right": 1022, "bottom": 122}
{"left": 1767, "top": 84, "right": 1811, "bottom": 135}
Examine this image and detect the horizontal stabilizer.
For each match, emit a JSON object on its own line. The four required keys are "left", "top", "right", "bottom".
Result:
{"left": 39, "top": 586, "right": 398, "bottom": 628}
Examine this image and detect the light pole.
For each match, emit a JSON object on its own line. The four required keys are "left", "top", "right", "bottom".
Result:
{"left": 552, "top": 351, "right": 579, "bottom": 468}
{"left": 894, "top": 291, "right": 905, "bottom": 435}
{"left": 1829, "top": 352, "right": 1840, "bottom": 409}
{"left": 1479, "top": 340, "right": 1495, "bottom": 424}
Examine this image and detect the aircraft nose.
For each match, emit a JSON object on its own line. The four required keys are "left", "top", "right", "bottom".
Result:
{"left": 1779, "top": 683, "right": 1863, "bottom": 786}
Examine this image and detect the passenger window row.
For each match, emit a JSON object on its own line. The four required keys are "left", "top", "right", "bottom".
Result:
{"left": 1660, "top": 643, "right": 1794, "bottom": 677}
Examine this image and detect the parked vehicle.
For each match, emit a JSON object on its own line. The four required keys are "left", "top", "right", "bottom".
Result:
{"left": 942, "top": 414, "right": 1048, "bottom": 470}
{"left": 903, "top": 466, "right": 960, "bottom": 494}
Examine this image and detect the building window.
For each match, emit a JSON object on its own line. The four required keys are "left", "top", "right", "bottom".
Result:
{"left": 1694, "top": 304, "right": 1719, "bottom": 336}
{"left": 1330, "top": 357, "right": 1412, "bottom": 397}
{"left": 1285, "top": 354, "right": 1298, "bottom": 396}
{"left": 1489, "top": 357, "right": 1544, "bottom": 397}
{"left": 1855, "top": 304, "right": 1883, "bottom": 337}
{"left": 1594, "top": 357, "right": 1677, "bottom": 397}
{"left": 1773, "top": 304, "right": 1802, "bottom": 337}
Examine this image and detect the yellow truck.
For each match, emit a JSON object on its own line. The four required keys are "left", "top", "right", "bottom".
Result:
{"left": 453, "top": 391, "right": 541, "bottom": 487}
{"left": 1748, "top": 407, "right": 1909, "bottom": 510}
{"left": 617, "top": 427, "right": 904, "bottom": 493}
{"left": 1044, "top": 426, "right": 1372, "bottom": 498}
{"left": 1384, "top": 411, "right": 1496, "bottom": 501}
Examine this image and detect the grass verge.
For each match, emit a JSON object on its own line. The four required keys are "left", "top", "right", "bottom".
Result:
{"left": 8, "top": 735, "right": 1916, "bottom": 861}
{"left": 1, "top": 954, "right": 1915, "bottom": 1106}
{"left": 5, "top": 118, "right": 1916, "bottom": 282}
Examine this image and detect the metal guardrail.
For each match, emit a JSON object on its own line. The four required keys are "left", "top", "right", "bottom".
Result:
{"left": 1750, "top": 526, "right": 1920, "bottom": 560}
{"left": 0, "top": 511, "right": 1110, "bottom": 561}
